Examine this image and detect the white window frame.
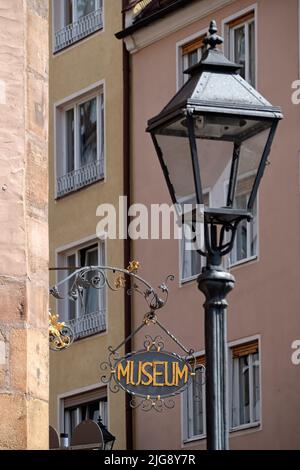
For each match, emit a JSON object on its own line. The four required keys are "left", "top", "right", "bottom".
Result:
{"left": 63, "top": 0, "right": 102, "bottom": 25}
{"left": 57, "top": 384, "right": 108, "bottom": 436}
{"left": 176, "top": 28, "right": 207, "bottom": 90}
{"left": 62, "top": 92, "right": 103, "bottom": 177}
{"left": 64, "top": 397, "right": 108, "bottom": 438}
{"left": 60, "top": 241, "right": 106, "bottom": 321}
{"left": 182, "top": 352, "right": 206, "bottom": 443}
{"left": 54, "top": 82, "right": 105, "bottom": 198}
{"left": 228, "top": 336, "right": 262, "bottom": 432}
{"left": 221, "top": 173, "right": 259, "bottom": 269}
{"left": 58, "top": 239, "right": 106, "bottom": 323}
{"left": 222, "top": 5, "right": 258, "bottom": 87}
{"left": 52, "top": 0, "right": 104, "bottom": 53}
{"left": 179, "top": 191, "right": 210, "bottom": 285}
{"left": 182, "top": 336, "right": 261, "bottom": 444}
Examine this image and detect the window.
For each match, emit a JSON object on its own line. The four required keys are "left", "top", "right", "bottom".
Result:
{"left": 58, "top": 240, "right": 106, "bottom": 338}
{"left": 183, "top": 340, "right": 260, "bottom": 442}
{"left": 180, "top": 193, "right": 208, "bottom": 282}
{"left": 56, "top": 89, "right": 104, "bottom": 198}
{"left": 178, "top": 35, "right": 206, "bottom": 87}
{"left": 181, "top": 224, "right": 202, "bottom": 282}
{"left": 63, "top": 388, "right": 107, "bottom": 439}
{"left": 230, "top": 340, "right": 260, "bottom": 429}
{"left": 227, "top": 11, "right": 255, "bottom": 86}
{"left": 230, "top": 177, "right": 258, "bottom": 266}
{"left": 185, "top": 356, "right": 206, "bottom": 440}
{"left": 53, "top": 0, "right": 103, "bottom": 53}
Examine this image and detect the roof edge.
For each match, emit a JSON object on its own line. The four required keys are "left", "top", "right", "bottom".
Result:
{"left": 115, "top": 0, "right": 194, "bottom": 39}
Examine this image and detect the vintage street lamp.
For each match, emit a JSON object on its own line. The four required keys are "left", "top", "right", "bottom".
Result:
{"left": 98, "top": 417, "right": 116, "bottom": 450}
{"left": 147, "top": 21, "right": 282, "bottom": 450}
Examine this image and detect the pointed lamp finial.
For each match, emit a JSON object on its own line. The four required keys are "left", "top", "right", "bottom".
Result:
{"left": 204, "top": 20, "right": 224, "bottom": 49}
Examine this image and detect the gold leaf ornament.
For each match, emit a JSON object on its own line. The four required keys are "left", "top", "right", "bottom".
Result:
{"left": 115, "top": 275, "right": 126, "bottom": 289}
{"left": 127, "top": 261, "right": 140, "bottom": 273}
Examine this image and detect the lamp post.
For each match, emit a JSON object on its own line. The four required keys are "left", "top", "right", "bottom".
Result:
{"left": 147, "top": 21, "right": 282, "bottom": 450}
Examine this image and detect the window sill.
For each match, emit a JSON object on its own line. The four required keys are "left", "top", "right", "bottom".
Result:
{"left": 230, "top": 421, "right": 261, "bottom": 433}
{"left": 180, "top": 256, "right": 258, "bottom": 284}
{"left": 180, "top": 274, "right": 199, "bottom": 285}
{"left": 229, "top": 255, "right": 258, "bottom": 270}
{"left": 183, "top": 422, "right": 261, "bottom": 444}
{"left": 183, "top": 434, "right": 206, "bottom": 445}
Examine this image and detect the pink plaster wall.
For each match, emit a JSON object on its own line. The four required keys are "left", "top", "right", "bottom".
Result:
{"left": 130, "top": 0, "right": 300, "bottom": 449}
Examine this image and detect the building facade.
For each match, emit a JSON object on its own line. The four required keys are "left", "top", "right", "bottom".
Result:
{"left": 117, "top": 0, "right": 300, "bottom": 449}
{"left": 49, "top": 0, "right": 127, "bottom": 449}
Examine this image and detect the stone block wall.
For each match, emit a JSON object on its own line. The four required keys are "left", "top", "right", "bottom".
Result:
{"left": 0, "top": 0, "right": 49, "bottom": 450}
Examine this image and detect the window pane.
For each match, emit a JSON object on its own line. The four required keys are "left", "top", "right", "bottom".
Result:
{"left": 236, "top": 221, "right": 247, "bottom": 262}
{"left": 187, "top": 50, "right": 198, "bottom": 68}
{"left": 66, "top": 109, "right": 74, "bottom": 173}
{"left": 192, "top": 368, "right": 204, "bottom": 436}
{"left": 75, "top": 0, "right": 96, "bottom": 19}
{"left": 249, "top": 21, "right": 255, "bottom": 86}
{"left": 99, "top": 399, "right": 108, "bottom": 426}
{"left": 79, "top": 97, "right": 97, "bottom": 167}
{"left": 182, "top": 225, "right": 202, "bottom": 280}
{"left": 64, "top": 407, "right": 77, "bottom": 437}
{"left": 100, "top": 95, "right": 104, "bottom": 159}
{"left": 234, "top": 194, "right": 248, "bottom": 262}
{"left": 155, "top": 130, "right": 196, "bottom": 207}
{"left": 230, "top": 181, "right": 258, "bottom": 264}
{"left": 80, "top": 404, "right": 88, "bottom": 421}
{"left": 88, "top": 401, "right": 100, "bottom": 422}
{"left": 239, "top": 356, "right": 250, "bottom": 425}
{"left": 65, "top": 0, "right": 73, "bottom": 25}
{"left": 250, "top": 200, "right": 257, "bottom": 257}
{"left": 186, "top": 366, "right": 204, "bottom": 438}
{"left": 83, "top": 248, "right": 99, "bottom": 315}
{"left": 67, "top": 254, "right": 76, "bottom": 320}
{"left": 234, "top": 25, "right": 246, "bottom": 80}
{"left": 252, "top": 352, "right": 260, "bottom": 422}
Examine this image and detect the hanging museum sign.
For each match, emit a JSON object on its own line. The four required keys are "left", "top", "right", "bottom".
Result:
{"left": 100, "top": 313, "right": 205, "bottom": 411}
{"left": 115, "top": 349, "right": 192, "bottom": 398}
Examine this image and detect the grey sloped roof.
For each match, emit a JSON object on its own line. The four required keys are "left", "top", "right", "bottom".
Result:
{"left": 148, "top": 48, "right": 282, "bottom": 130}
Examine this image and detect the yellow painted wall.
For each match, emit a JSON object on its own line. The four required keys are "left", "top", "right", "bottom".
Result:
{"left": 49, "top": 0, "right": 126, "bottom": 449}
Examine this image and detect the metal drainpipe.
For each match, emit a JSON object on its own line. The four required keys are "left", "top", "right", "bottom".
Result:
{"left": 122, "top": 0, "right": 133, "bottom": 451}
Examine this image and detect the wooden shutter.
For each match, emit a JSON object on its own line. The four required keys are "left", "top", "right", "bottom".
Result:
{"left": 232, "top": 340, "right": 258, "bottom": 359}
{"left": 227, "top": 11, "right": 254, "bottom": 29}
{"left": 182, "top": 36, "right": 205, "bottom": 56}
{"left": 64, "top": 387, "right": 107, "bottom": 408}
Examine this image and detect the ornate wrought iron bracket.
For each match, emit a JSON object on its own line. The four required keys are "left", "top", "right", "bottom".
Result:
{"left": 49, "top": 262, "right": 174, "bottom": 351}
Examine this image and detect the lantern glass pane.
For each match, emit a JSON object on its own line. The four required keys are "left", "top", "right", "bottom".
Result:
{"left": 155, "top": 120, "right": 196, "bottom": 207}
{"left": 195, "top": 138, "right": 234, "bottom": 208}
{"left": 235, "top": 127, "right": 271, "bottom": 209}
{"left": 192, "top": 115, "right": 272, "bottom": 210}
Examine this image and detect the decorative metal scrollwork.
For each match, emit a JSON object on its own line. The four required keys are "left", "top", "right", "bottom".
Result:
{"left": 49, "top": 261, "right": 173, "bottom": 315}
{"left": 49, "top": 261, "right": 175, "bottom": 351}
{"left": 129, "top": 396, "right": 176, "bottom": 412}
